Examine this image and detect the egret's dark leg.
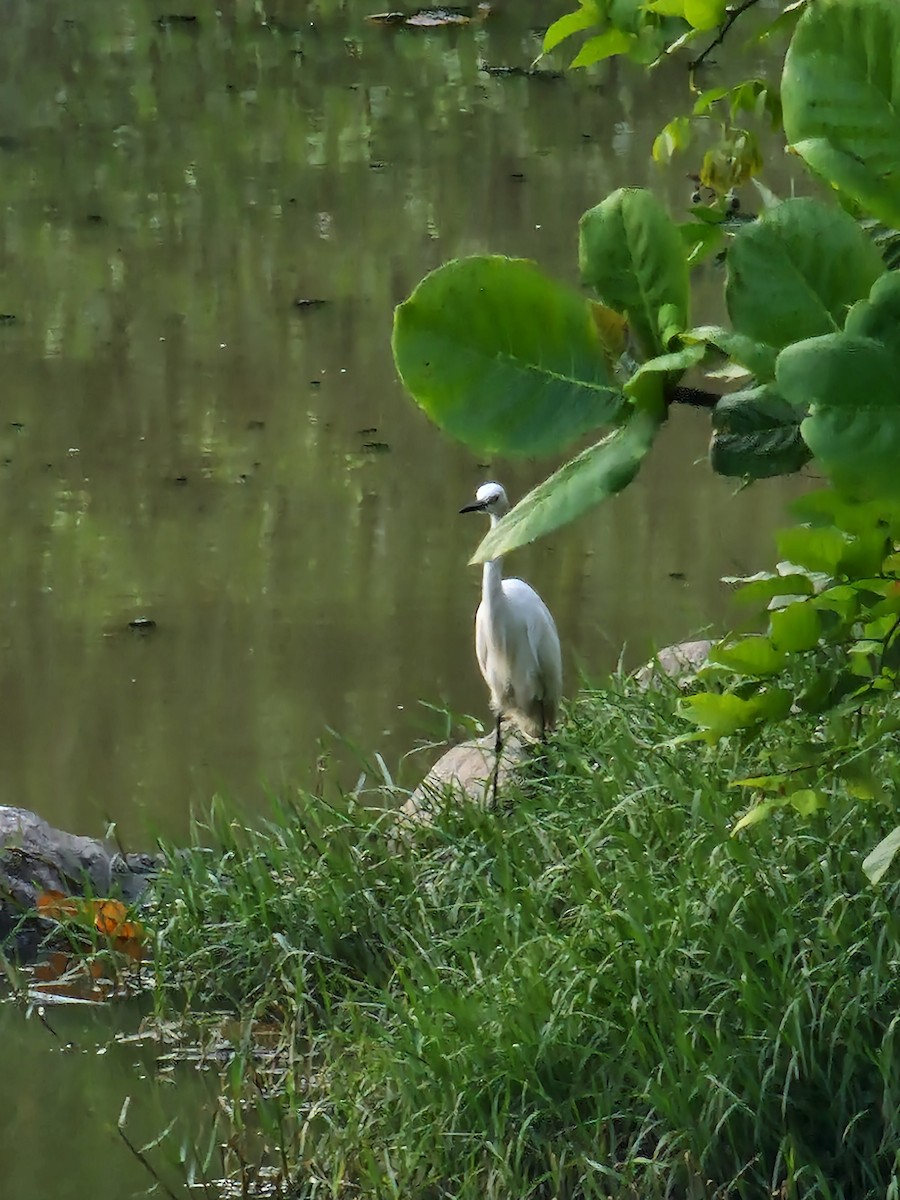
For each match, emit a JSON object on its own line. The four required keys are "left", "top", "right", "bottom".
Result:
{"left": 539, "top": 700, "right": 547, "bottom": 742}
{"left": 492, "top": 711, "right": 502, "bottom": 806}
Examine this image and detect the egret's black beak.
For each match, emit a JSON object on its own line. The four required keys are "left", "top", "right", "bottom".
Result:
{"left": 459, "top": 500, "right": 488, "bottom": 514}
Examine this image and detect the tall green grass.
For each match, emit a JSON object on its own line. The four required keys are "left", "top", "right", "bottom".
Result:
{"left": 149, "top": 675, "right": 900, "bottom": 1199}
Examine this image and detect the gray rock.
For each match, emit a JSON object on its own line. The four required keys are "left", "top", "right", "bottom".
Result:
{"left": 0, "top": 806, "right": 158, "bottom": 958}
{"left": 633, "top": 639, "right": 713, "bottom": 690}
{"left": 399, "top": 722, "right": 530, "bottom": 829}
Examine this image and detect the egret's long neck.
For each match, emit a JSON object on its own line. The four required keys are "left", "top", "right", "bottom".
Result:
{"left": 482, "top": 514, "right": 505, "bottom": 609}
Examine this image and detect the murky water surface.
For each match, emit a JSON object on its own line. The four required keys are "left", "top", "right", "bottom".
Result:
{"left": 1, "top": 1, "right": 805, "bottom": 1194}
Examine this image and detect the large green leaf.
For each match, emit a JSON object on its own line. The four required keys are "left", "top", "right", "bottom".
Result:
{"left": 777, "top": 333, "right": 900, "bottom": 496}
{"left": 471, "top": 406, "right": 662, "bottom": 563}
{"left": 680, "top": 688, "right": 793, "bottom": 740}
{"left": 725, "top": 198, "right": 884, "bottom": 353}
{"left": 579, "top": 189, "right": 689, "bottom": 358}
{"left": 709, "top": 384, "right": 811, "bottom": 478}
{"left": 844, "top": 270, "right": 900, "bottom": 368}
{"left": 708, "top": 636, "right": 788, "bottom": 676}
{"left": 683, "top": 0, "right": 727, "bottom": 30}
{"left": 782, "top": 0, "right": 900, "bottom": 228}
{"left": 569, "top": 29, "right": 633, "bottom": 66}
{"left": 392, "top": 257, "right": 625, "bottom": 458}
{"left": 542, "top": 2, "right": 600, "bottom": 54}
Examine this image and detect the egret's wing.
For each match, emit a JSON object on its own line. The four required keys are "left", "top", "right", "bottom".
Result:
{"left": 502, "top": 578, "right": 563, "bottom": 702}
{"left": 474, "top": 602, "right": 491, "bottom": 684}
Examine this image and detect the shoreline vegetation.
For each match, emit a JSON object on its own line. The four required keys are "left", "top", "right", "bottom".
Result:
{"left": 141, "top": 665, "right": 900, "bottom": 1199}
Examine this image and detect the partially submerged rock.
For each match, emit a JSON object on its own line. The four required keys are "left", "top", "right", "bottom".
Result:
{"left": 0, "top": 806, "right": 158, "bottom": 958}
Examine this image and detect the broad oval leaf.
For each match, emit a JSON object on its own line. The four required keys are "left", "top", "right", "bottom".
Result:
{"left": 776, "top": 523, "right": 849, "bottom": 574}
{"left": 680, "top": 688, "right": 792, "bottom": 740}
{"left": 392, "top": 257, "right": 626, "bottom": 457}
{"left": 683, "top": 0, "right": 727, "bottom": 30}
{"left": 725, "top": 198, "right": 884, "bottom": 353}
{"left": 708, "top": 636, "right": 788, "bottom": 676}
{"left": 542, "top": 2, "right": 600, "bottom": 54}
{"left": 579, "top": 188, "right": 689, "bottom": 358}
{"left": 569, "top": 28, "right": 633, "bottom": 66}
{"left": 710, "top": 384, "right": 811, "bottom": 479}
{"left": 782, "top": 0, "right": 900, "bottom": 228}
{"left": 768, "top": 601, "right": 821, "bottom": 652}
{"left": 777, "top": 333, "right": 900, "bottom": 497}
{"left": 471, "top": 406, "right": 662, "bottom": 562}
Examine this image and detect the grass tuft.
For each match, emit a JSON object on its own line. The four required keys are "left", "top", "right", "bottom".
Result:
{"left": 147, "top": 673, "right": 900, "bottom": 1198}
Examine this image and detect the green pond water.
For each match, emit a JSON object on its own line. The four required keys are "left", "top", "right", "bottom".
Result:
{"left": 0, "top": 1, "right": 806, "bottom": 1194}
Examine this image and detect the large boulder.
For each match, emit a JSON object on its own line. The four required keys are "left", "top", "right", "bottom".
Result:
{"left": 0, "top": 806, "right": 158, "bottom": 958}
{"left": 399, "top": 722, "right": 529, "bottom": 828}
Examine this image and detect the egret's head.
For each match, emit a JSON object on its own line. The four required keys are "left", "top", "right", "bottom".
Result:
{"left": 459, "top": 481, "right": 509, "bottom": 518}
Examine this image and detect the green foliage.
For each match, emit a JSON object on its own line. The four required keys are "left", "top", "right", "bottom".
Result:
{"left": 709, "top": 383, "right": 810, "bottom": 478}
{"left": 578, "top": 188, "right": 690, "bottom": 356}
{"left": 782, "top": 0, "right": 900, "bottom": 228}
{"left": 388, "top": 0, "right": 900, "bottom": 874}
{"left": 724, "top": 198, "right": 884, "bottom": 353}
{"left": 147, "top": 676, "right": 900, "bottom": 1197}
{"left": 682, "top": 487, "right": 900, "bottom": 854}
{"left": 392, "top": 197, "right": 698, "bottom": 560}
{"left": 393, "top": 1, "right": 900, "bottom": 555}
{"left": 392, "top": 256, "right": 626, "bottom": 457}
{"left": 773, "top": 270, "right": 900, "bottom": 498}
{"left": 471, "top": 405, "right": 664, "bottom": 563}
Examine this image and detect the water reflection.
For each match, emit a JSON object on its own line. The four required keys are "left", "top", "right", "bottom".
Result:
{"left": 0, "top": 0, "right": 805, "bottom": 847}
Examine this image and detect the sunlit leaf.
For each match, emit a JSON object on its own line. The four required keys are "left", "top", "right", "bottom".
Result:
{"left": 862, "top": 824, "right": 900, "bottom": 884}
{"left": 732, "top": 800, "right": 779, "bottom": 833}
{"left": 708, "top": 636, "right": 788, "bottom": 676}
{"left": 393, "top": 256, "right": 626, "bottom": 457}
{"left": 728, "top": 570, "right": 815, "bottom": 609}
{"left": 787, "top": 788, "right": 824, "bottom": 816}
{"left": 776, "top": 525, "right": 848, "bottom": 574}
{"left": 471, "top": 406, "right": 662, "bottom": 562}
{"left": 680, "top": 688, "right": 792, "bottom": 739}
{"left": 542, "top": 1, "right": 600, "bottom": 54}
{"left": 569, "top": 28, "right": 633, "bottom": 66}
{"left": 683, "top": 0, "right": 726, "bottom": 29}
{"left": 768, "top": 601, "right": 821, "bottom": 652}
{"left": 653, "top": 116, "right": 692, "bottom": 163}
{"left": 645, "top": 0, "right": 686, "bottom": 15}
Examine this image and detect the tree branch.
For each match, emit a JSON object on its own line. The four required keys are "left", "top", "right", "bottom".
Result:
{"left": 689, "top": 0, "right": 762, "bottom": 72}
{"left": 668, "top": 385, "right": 721, "bottom": 409}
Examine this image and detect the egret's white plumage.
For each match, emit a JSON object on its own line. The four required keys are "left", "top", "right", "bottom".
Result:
{"left": 460, "top": 482, "right": 562, "bottom": 743}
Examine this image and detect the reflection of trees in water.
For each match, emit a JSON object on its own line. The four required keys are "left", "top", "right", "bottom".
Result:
{"left": 0, "top": 0, "right": 801, "bottom": 836}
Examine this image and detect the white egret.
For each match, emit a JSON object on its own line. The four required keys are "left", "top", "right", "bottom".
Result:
{"left": 460, "top": 482, "right": 562, "bottom": 792}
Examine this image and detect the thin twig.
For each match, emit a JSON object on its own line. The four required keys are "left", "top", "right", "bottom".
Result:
{"left": 689, "top": 0, "right": 762, "bottom": 71}
{"left": 118, "top": 1098, "right": 183, "bottom": 1200}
